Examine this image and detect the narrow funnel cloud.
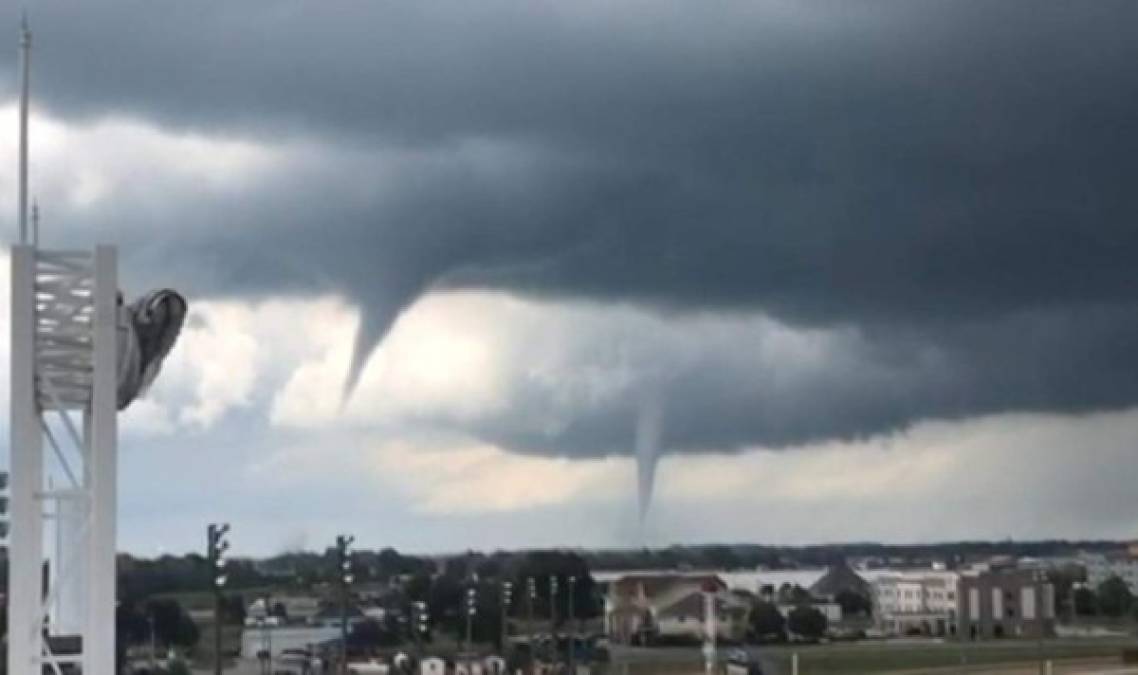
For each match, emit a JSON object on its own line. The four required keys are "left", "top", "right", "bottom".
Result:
{"left": 635, "top": 395, "right": 664, "bottom": 524}
{"left": 341, "top": 284, "right": 425, "bottom": 403}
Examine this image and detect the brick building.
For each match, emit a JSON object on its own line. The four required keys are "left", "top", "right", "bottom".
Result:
{"left": 957, "top": 568, "right": 1055, "bottom": 640}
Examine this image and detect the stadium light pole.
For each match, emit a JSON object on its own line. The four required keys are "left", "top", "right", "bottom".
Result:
{"left": 208, "top": 523, "right": 231, "bottom": 675}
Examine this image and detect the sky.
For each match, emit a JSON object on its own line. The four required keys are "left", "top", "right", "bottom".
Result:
{"left": 2, "top": 1, "right": 1138, "bottom": 556}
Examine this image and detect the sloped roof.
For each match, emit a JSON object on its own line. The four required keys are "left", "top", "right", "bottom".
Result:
{"left": 609, "top": 574, "right": 724, "bottom": 601}
{"left": 656, "top": 589, "right": 750, "bottom": 619}
{"left": 809, "top": 561, "right": 871, "bottom": 598}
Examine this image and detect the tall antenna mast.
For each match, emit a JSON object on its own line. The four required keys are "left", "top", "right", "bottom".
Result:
{"left": 17, "top": 14, "right": 31, "bottom": 244}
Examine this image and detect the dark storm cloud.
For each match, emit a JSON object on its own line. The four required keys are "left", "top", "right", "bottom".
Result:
{"left": 7, "top": 1, "right": 1138, "bottom": 454}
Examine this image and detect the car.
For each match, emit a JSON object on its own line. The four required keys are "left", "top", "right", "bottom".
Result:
{"left": 725, "top": 649, "right": 764, "bottom": 675}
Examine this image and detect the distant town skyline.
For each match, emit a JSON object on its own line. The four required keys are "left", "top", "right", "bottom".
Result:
{"left": 3, "top": 2, "right": 1138, "bottom": 555}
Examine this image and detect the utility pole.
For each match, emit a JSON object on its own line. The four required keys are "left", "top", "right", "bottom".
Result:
{"left": 207, "top": 523, "right": 231, "bottom": 675}
{"left": 149, "top": 611, "right": 157, "bottom": 672}
{"left": 568, "top": 575, "right": 577, "bottom": 672}
{"left": 500, "top": 581, "right": 513, "bottom": 653}
{"left": 335, "top": 534, "right": 355, "bottom": 675}
{"left": 260, "top": 593, "right": 273, "bottom": 675}
{"left": 550, "top": 576, "right": 559, "bottom": 664}
{"left": 526, "top": 577, "right": 536, "bottom": 644}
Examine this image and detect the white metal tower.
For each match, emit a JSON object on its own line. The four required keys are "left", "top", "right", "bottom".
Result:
{"left": 7, "top": 20, "right": 119, "bottom": 675}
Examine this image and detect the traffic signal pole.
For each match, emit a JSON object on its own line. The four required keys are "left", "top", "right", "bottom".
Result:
{"left": 208, "top": 523, "right": 231, "bottom": 675}
{"left": 336, "top": 534, "right": 355, "bottom": 675}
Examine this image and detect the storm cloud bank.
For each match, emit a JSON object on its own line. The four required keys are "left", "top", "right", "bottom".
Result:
{"left": 7, "top": 1, "right": 1138, "bottom": 458}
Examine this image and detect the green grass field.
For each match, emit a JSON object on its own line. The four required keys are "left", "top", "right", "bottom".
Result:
{"left": 611, "top": 638, "right": 1138, "bottom": 675}
{"left": 758, "top": 639, "right": 1135, "bottom": 674}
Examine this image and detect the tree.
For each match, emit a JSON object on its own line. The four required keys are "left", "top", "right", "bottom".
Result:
{"left": 116, "top": 600, "right": 149, "bottom": 645}
{"left": 778, "top": 584, "right": 812, "bottom": 605}
{"left": 787, "top": 606, "right": 827, "bottom": 641}
{"left": 1096, "top": 576, "right": 1133, "bottom": 617}
{"left": 749, "top": 601, "right": 786, "bottom": 642}
{"left": 1073, "top": 586, "right": 1096, "bottom": 616}
{"left": 834, "top": 590, "right": 872, "bottom": 617}
{"left": 513, "top": 551, "right": 599, "bottom": 622}
{"left": 145, "top": 599, "right": 200, "bottom": 648}
{"left": 219, "top": 594, "right": 246, "bottom": 625}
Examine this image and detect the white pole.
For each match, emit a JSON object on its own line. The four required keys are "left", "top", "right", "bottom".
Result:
{"left": 8, "top": 245, "right": 43, "bottom": 675}
{"left": 792, "top": 652, "right": 799, "bottom": 675}
{"left": 17, "top": 17, "right": 30, "bottom": 244}
{"left": 86, "top": 245, "right": 118, "bottom": 675}
{"left": 703, "top": 590, "right": 716, "bottom": 674}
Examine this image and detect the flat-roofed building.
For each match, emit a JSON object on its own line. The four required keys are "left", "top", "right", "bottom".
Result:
{"left": 871, "top": 571, "right": 959, "bottom": 637}
{"left": 958, "top": 568, "right": 1055, "bottom": 640}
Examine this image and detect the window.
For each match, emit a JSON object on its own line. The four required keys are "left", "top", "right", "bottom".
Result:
{"left": 1021, "top": 587, "right": 1036, "bottom": 620}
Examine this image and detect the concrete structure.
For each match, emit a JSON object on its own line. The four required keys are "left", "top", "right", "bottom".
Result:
{"left": 872, "top": 571, "right": 959, "bottom": 637}
{"left": 958, "top": 568, "right": 1055, "bottom": 640}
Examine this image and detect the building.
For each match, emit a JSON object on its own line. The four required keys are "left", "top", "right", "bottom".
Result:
{"left": 247, "top": 595, "right": 323, "bottom": 625}
{"left": 1081, "top": 550, "right": 1138, "bottom": 593}
{"left": 809, "top": 561, "right": 872, "bottom": 602}
{"left": 958, "top": 568, "right": 1055, "bottom": 640}
{"left": 652, "top": 584, "right": 751, "bottom": 643}
{"left": 240, "top": 625, "right": 341, "bottom": 660}
{"left": 872, "top": 571, "right": 959, "bottom": 637}
{"left": 604, "top": 574, "right": 741, "bottom": 645}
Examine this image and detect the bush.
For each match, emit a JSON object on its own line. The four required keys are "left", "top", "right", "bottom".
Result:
{"left": 787, "top": 606, "right": 827, "bottom": 641}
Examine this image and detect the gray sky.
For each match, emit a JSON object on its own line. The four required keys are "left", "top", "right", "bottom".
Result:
{"left": 2, "top": 1, "right": 1138, "bottom": 555}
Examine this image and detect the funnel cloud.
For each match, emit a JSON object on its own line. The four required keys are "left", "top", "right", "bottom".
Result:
{"left": 635, "top": 395, "right": 663, "bottom": 523}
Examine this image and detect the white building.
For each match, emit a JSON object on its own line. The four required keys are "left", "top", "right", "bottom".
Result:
{"left": 1081, "top": 552, "right": 1138, "bottom": 593}
{"left": 872, "top": 571, "right": 959, "bottom": 637}
{"left": 240, "top": 625, "right": 340, "bottom": 659}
